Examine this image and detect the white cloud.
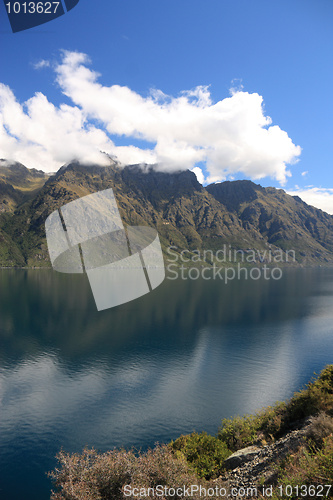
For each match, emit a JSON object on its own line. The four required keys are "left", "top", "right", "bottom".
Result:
{"left": 0, "top": 83, "right": 113, "bottom": 171}
{"left": 0, "top": 50, "right": 301, "bottom": 181}
{"left": 33, "top": 59, "right": 50, "bottom": 70}
{"left": 301, "top": 171, "right": 308, "bottom": 177}
{"left": 287, "top": 187, "right": 333, "bottom": 215}
{"left": 230, "top": 78, "right": 244, "bottom": 95}
{"left": 191, "top": 166, "right": 205, "bottom": 185}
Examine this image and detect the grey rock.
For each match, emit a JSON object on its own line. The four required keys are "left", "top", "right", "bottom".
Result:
{"left": 224, "top": 446, "right": 262, "bottom": 470}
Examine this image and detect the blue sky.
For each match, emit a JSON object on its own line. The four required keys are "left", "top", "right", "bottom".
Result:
{"left": 1, "top": 0, "right": 333, "bottom": 212}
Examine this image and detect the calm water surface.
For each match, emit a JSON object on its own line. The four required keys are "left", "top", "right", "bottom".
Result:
{"left": 0, "top": 268, "right": 333, "bottom": 500}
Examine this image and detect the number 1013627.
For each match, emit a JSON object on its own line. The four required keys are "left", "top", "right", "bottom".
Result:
{"left": 5, "top": 2, "right": 60, "bottom": 14}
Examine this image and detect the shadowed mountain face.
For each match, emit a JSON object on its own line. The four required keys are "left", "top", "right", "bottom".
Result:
{"left": 0, "top": 160, "right": 332, "bottom": 267}
{"left": 207, "top": 181, "right": 333, "bottom": 256}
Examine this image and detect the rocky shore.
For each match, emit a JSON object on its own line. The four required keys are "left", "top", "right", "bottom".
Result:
{"left": 214, "top": 415, "right": 331, "bottom": 498}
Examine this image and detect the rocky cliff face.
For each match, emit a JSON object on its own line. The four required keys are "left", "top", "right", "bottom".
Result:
{"left": 207, "top": 180, "right": 333, "bottom": 257}
{"left": 0, "top": 160, "right": 333, "bottom": 267}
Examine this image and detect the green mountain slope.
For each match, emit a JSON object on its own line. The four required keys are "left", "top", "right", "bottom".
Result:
{"left": 0, "top": 160, "right": 332, "bottom": 267}
{"left": 0, "top": 160, "right": 49, "bottom": 266}
{"left": 0, "top": 159, "right": 49, "bottom": 212}
{"left": 207, "top": 180, "right": 333, "bottom": 260}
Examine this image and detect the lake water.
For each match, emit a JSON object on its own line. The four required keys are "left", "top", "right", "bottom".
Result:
{"left": 1, "top": 268, "right": 333, "bottom": 499}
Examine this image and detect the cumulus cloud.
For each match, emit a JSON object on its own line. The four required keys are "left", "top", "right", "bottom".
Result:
{"left": 191, "top": 166, "right": 205, "bottom": 185}
{"left": 0, "top": 50, "right": 301, "bottom": 181}
{"left": 0, "top": 83, "right": 113, "bottom": 171}
{"left": 287, "top": 187, "right": 333, "bottom": 215}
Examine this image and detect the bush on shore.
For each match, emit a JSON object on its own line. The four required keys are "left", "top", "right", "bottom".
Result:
{"left": 218, "top": 364, "right": 333, "bottom": 451}
{"left": 49, "top": 445, "right": 204, "bottom": 500}
{"left": 169, "top": 431, "right": 231, "bottom": 479}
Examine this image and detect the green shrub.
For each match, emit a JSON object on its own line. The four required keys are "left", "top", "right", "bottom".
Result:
{"left": 217, "top": 402, "right": 288, "bottom": 451}
{"left": 286, "top": 365, "right": 333, "bottom": 424}
{"left": 218, "top": 365, "right": 333, "bottom": 452}
{"left": 217, "top": 414, "right": 259, "bottom": 450}
{"left": 169, "top": 432, "right": 231, "bottom": 479}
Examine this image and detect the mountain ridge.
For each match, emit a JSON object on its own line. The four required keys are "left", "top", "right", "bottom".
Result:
{"left": 0, "top": 160, "right": 332, "bottom": 267}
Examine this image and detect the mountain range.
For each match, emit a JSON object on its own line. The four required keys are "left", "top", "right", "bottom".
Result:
{"left": 0, "top": 158, "right": 333, "bottom": 267}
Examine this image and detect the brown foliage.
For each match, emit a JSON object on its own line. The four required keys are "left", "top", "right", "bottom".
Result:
{"left": 49, "top": 445, "right": 205, "bottom": 500}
